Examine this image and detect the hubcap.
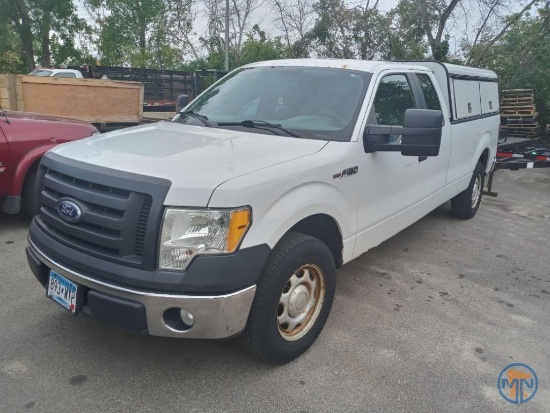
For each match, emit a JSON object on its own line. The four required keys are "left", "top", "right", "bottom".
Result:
{"left": 277, "top": 264, "right": 325, "bottom": 341}
{"left": 471, "top": 174, "right": 482, "bottom": 208}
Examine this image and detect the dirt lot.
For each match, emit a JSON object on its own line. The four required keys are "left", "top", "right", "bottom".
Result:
{"left": 1, "top": 169, "right": 549, "bottom": 413}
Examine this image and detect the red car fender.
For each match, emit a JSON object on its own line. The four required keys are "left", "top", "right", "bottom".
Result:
{"left": 9, "top": 144, "right": 57, "bottom": 196}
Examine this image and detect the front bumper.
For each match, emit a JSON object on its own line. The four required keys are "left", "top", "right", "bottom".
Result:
{"left": 27, "top": 239, "right": 256, "bottom": 339}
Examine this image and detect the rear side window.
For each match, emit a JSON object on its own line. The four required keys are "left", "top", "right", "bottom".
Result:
{"left": 416, "top": 74, "right": 441, "bottom": 110}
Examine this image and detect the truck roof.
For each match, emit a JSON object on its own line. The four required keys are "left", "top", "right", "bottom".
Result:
{"left": 245, "top": 58, "right": 497, "bottom": 79}
{"left": 245, "top": 59, "right": 430, "bottom": 73}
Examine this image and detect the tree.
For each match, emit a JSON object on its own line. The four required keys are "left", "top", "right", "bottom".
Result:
{"left": 272, "top": 0, "right": 315, "bottom": 56}
{"left": 239, "top": 25, "right": 285, "bottom": 65}
{"left": 1, "top": 0, "right": 89, "bottom": 70}
{"left": 465, "top": 0, "right": 542, "bottom": 65}
{"left": 480, "top": 7, "right": 550, "bottom": 122}
{"left": 0, "top": 19, "right": 25, "bottom": 73}
{"left": 2, "top": 0, "right": 35, "bottom": 69}
{"left": 87, "top": 0, "right": 165, "bottom": 66}
{"left": 383, "top": 0, "right": 429, "bottom": 60}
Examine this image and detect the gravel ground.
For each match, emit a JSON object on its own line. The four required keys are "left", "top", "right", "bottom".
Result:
{"left": 1, "top": 168, "right": 549, "bottom": 413}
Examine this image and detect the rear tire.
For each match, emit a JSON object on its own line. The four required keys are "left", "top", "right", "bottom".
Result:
{"left": 241, "top": 232, "right": 336, "bottom": 364}
{"left": 22, "top": 164, "right": 39, "bottom": 217}
{"left": 451, "top": 162, "right": 485, "bottom": 219}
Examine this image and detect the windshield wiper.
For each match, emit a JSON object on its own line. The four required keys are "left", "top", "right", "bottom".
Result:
{"left": 179, "top": 110, "right": 215, "bottom": 127}
{"left": 217, "top": 120, "right": 301, "bottom": 138}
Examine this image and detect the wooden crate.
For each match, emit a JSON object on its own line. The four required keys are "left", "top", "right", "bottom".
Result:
{"left": 0, "top": 74, "right": 144, "bottom": 123}
{"left": 0, "top": 74, "right": 17, "bottom": 110}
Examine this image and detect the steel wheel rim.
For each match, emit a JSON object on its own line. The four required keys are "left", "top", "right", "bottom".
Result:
{"left": 471, "top": 174, "right": 482, "bottom": 208}
{"left": 277, "top": 264, "right": 325, "bottom": 341}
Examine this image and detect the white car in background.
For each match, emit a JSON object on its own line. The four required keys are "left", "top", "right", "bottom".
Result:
{"left": 28, "top": 68, "right": 83, "bottom": 78}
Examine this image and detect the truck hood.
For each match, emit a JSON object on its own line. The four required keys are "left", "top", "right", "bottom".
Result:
{"left": 50, "top": 122, "right": 328, "bottom": 206}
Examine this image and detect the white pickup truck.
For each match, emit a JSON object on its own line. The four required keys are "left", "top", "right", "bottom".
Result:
{"left": 26, "top": 59, "right": 499, "bottom": 364}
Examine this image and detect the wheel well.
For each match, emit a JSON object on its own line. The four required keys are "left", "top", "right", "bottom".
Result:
{"left": 479, "top": 148, "right": 490, "bottom": 170}
{"left": 288, "top": 214, "right": 343, "bottom": 268}
{"left": 22, "top": 160, "right": 40, "bottom": 192}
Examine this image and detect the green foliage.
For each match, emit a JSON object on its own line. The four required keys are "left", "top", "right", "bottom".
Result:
{"left": 0, "top": 19, "right": 25, "bottom": 73}
{"left": 239, "top": 25, "right": 286, "bottom": 66}
{"left": 477, "top": 8, "right": 550, "bottom": 123}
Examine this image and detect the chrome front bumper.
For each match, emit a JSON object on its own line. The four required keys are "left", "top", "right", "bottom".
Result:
{"left": 28, "top": 240, "right": 256, "bottom": 339}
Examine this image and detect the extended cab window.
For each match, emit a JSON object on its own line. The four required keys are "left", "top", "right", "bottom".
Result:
{"left": 416, "top": 74, "right": 441, "bottom": 110}
{"left": 369, "top": 74, "right": 416, "bottom": 126}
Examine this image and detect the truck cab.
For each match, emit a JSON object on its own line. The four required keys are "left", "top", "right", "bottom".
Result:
{"left": 25, "top": 59, "right": 499, "bottom": 364}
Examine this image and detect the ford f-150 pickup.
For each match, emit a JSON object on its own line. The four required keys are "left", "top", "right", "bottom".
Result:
{"left": 25, "top": 59, "right": 499, "bottom": 364}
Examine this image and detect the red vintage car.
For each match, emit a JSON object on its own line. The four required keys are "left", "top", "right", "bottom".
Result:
{"left": 0, "top": 110, "right": 98, "bottom": 214}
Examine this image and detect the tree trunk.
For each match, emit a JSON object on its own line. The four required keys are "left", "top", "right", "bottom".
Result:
{"left": 20, "top": 20, "right": 35, "bottom": 70}
{"left": 9, "top": 0, "right": 35, "bottom": 70}
{"left": 41, "top": 12, "right": 52, "bottom": 67}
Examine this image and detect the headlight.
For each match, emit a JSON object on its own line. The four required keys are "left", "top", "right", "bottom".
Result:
{"left": 159, "top": 207, "right": 251, "bottom": 270}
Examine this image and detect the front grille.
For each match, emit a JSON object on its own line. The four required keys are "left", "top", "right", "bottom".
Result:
{"left": 38, "top": 167, "right": 153, "bottom": 263}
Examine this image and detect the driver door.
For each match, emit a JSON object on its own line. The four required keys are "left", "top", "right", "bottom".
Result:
{"left": 354, "top": 71, "right": 450, "bottom": 255}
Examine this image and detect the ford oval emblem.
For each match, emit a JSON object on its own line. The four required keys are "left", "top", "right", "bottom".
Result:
{"left": 57, "top": 200, "right": 83, "bottom": 222}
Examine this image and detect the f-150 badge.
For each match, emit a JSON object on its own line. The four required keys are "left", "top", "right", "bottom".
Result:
{"left": 333, "top": 166, "right": 358, "bottom": 179}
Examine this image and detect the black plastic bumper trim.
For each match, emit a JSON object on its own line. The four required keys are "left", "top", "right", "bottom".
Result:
{"left": 29, "top": 219, "right": 271, "bottom": 294}
{"left": 26, "top": 247, "right": 48, "bottom": 286}
{"left": 87, "top": 290, "right": 148, "bottom": 331}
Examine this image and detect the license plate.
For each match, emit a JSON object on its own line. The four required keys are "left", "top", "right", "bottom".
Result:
{"left": 47, "top": 270, "right": 79, "bottom": 313}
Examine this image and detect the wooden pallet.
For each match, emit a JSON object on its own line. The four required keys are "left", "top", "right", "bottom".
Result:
{"left": 502, "top": 112, "right": 538, "bottom": 118}
{"left": 504, "top": 118, "right": 538, "bottom": 125}
{"left": 505, "top": 129, "right": 540, "bottom": 135}
{"left": 501, "top": 89, "right": 534, "bottom": 97}
{"left": 501, "top": 97, "right": 534, "bottom": 105}
{"left": 503, "top": 122, "right": 539, "bottom": 129}
{"left": 501, "top": 106, "right": 536, "bottom": 115}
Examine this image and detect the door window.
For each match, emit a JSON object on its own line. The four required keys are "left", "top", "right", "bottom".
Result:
{"left": 368, "top": 74, "right": 416, "bottom": 143}
{"left": 369, "top": 74, "right": 416, "bottom": 126}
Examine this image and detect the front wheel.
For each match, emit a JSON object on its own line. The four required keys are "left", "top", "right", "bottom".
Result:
{"left": 241, "top": 233, "right": 336, "bottom": 364}
{"left": 451, "top": 161, "right": 485, "bottom": 219}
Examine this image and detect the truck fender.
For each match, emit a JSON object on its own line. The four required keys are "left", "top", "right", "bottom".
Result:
{"left": 10, "top": 144, "right": 56, "bottom": 196}
{"left": 242, "top": 182, "right": 357, "bottom": 265}
{"left": 475, "top": 131, "right": 494, "bottom": 174}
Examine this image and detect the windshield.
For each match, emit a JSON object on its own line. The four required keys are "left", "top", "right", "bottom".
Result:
{"left": 174, "top": 66, "right": 372, "bottom": 141}
{"left": 28, "top": 70, "right": 53, "bottom": 77}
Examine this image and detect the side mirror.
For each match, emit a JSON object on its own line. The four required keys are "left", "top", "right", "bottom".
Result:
{"left": 363, "top": 109, "right": 443, "bottom": 157}
{"left": 175, "top": 94, "right": 189, "bottom": 113}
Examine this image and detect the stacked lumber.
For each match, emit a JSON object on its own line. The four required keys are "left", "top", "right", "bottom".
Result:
{"left": 500, "top": 89, "right": 540, "bottom": 139}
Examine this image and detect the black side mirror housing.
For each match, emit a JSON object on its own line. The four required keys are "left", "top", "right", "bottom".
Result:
{"left": 363, "top": 109, "right": 443, "bottom": 157}
{"left": 176, "top": 94, "right": 189, "bottom": 113}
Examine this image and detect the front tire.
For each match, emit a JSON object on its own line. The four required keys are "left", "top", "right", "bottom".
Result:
{"left": 451, "top": 161, "right": 485, "bottom": 219}
{"left": 241, "top": 233, "right": 336, "bottom": 364}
